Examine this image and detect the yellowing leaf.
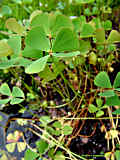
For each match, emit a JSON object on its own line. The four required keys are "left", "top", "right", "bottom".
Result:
{"left": 5, "top": 18, "right": 25, "bottom": 34}
{"left": 0, "top": 41, "right": 13, "bottom": 57}
{"left": 6, "top": 142, "right": 16, "bottom": 152}
{"left": 17, "top": 142, "right": 26, "bottom": 152}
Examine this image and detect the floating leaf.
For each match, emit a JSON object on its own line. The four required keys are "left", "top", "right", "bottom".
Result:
{"left": 94, "top": 72, "right": 112, "bottom": 88}
{"left": 52, "top": 28, "right": 79, "bottom": 52}
{"left": 24, "top": 149, "right": 39, "bottom": 160}
{"left": 96, "top": 28, "right": 105, "bottom": 44}
{"left": 0, "top": 83, "right": 11, "bottom": 96}
{"left": 107, "top": 30, "right": 120, "bottom": 43}
{"left": 63, "top": 125, "right": 73, "bottom": 135}
{"left": 113, "top": 72, "right": 120, "bottom": 88}
{"left": 5, "top": 18, "right": 25, "bottom": 34}
{"left": 25, "top": 55, "right": 50, "bottom": 74}
{"left": 36, "top": 140, "right": 49, "bottom": 154}
{"left": 99, "top": 90, "right": 115, "bottom": 97}
{"left": 80, "top": 23, "right": 95, "bottom": 38}
{"left": 0, "top": 41, "right": 13, "bottom": 58}
{"left": 12, "top": 87, "right": 24, "bottom": 98}
{"left": 25, "top": 26, "right": 50, "bottom": 51}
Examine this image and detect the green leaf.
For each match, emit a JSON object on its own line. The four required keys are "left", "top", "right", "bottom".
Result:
{"left": 1, "top": 5, "right": 12, "bottom": 16}
{"left": 0, "top": 83, "right": 11, "bottom": 96}
{"left": 36, "top": 140, "right": 49, "bottom": 155}
{"left": 75, "top": 0, "right": 95, "bottom": 4}
{"left": 51, "top": 14, "right": 73, "bottom": 35}
{"left": 0, "top": 57, "right": 31, "bottom": 69}
{"left": 103, "top": 20, "right": 112, "bottom": 30}
{"left": 52, "top": 28, "right": 79, "bottom": 52}
{"left": 88, "top": 104, "right": 98, "bottom": 113}
{"left": 79, "top": 40, "right": 91, "bottom": 55}
{"left": 30, "top": 12, "right": 50, "bottom": 34}
{"left": 12, "top": 87, "right": 24, "bottom": 98}
{"left": 80, "top": 23, "right": 95, "bottom": 38}
{"left": 40, "top": 116, "right": 51, "bottom": 125}
{"left": 107, "top": 30, "right": 120, "bottom": 43}
{"left": 22, "top": 45, "right": 42, "bottom": 59}
{"left": 113, "top": 72, "right": 120, "bottom": 88}
{"left": 8, "top": 36, "right": 21, "bottom": 57}
{"left": 106, "top": 95, "right": 120, "bottom": 106}
{"left": 26, "top": 26, "right": 50, "bottom": 51}
{"left": 94, "top": 72, "right": 112, "bottom": 88}
{"left": 0, "top": 41, "right": 13, "bottom": 58}
{"left": 24, "top": 149, "right": 39, "bottom": 160}
{"left": 52, "top": 121, "right": 62, "bottom": 129}
{"left": 0, "top": 98, "right": 10, "bottom": 105}
{"left": 5, "top": 18, "right": 25, "bottom": 35}
{"left": 62, "top": 125, "right": 73, "bottom": 135}
{"left": 53, "top": 51, "right": 81, "bottom": 58}
{"left": 96, "top": 110, "right": 104, "bottom": 117}
{"left": 112, "top": 109, "right": 120, "bottom": 115}
{"left": 25, "top": 55, "right": 50, "bottom": 74}
{"left": 39, "top": 65, "right": 56, "bottom": 82}
{"left": 72, "top": 16, "right": 86, "bottom": 32}
{"left": 10, "top": 98, "right": 24, "bottom": 105}
{"left": 115, "top": 150, "right": 120, "bottom": 160}
{"left": 99, "top": 90, "right": 115, "bottom": 97}
{"left": 96, "top": 98, "right": 103, "bottom": 107}
{"left": 96, "top": 28, "right": 105, "bottom": 44}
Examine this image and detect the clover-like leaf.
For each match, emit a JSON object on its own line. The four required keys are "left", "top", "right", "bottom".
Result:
{"left": 12, "top": 87, "right": 24, "bottom": 98}
{"left": 36, "top": 140, "right": 49, "bottom": 155}
{"left": 25, "top": 26, "right": 50, "bottom": 51}
{"left": 113, "top": 72, "right": 120, "bottom": 88}
{"left": 24, "top": 149, "right": 39, "bottom": 160}
{"left": 0, "top": 83, "right": 11, "bottom": 96}
{"left": 99, "top": 90, "right": 115, "bottom": 97}
{"left": 94, "top": 72, "right": 112, "bottom": 88}
{"left": 0, "top": 41, "right": 13, "bottom": 58}
{"left": 52, "top": 28, "right": 79, "bottom": 52}
{"left": 5, "top": 18, "right": 25, "bottom": 34}
{"left": 107, "top": 30, "right": 120, "bottom": 43}
{"left": 8, "top": 36, "right": 21, "bottom": 57}
{"left": 25, "top": 55, "right": 50, "bottom": 74}
{"left": 10, "top": 98, "right": 24, "bottom": 105}
{"left": 96, "top": 28, "right": 105, "bottom": 44}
